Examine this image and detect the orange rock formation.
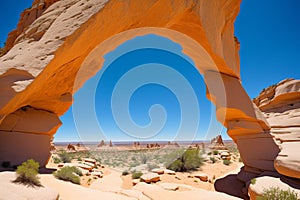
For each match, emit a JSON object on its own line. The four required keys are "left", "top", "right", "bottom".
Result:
{"left": 0, "top": 0, "right": 299, "bottom": 198}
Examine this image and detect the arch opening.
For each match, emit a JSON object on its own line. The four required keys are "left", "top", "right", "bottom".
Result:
{"left": 62, "top": 33, "right": 227, "bottom": 144}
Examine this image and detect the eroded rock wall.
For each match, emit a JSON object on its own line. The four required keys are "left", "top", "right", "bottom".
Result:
{"left": 254, "top": 78, "right": 300, "bottom": 179}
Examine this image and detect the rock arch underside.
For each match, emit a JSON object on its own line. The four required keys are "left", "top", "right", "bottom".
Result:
{"left": 0, "top": 0, "right": 299, "bottom": 198}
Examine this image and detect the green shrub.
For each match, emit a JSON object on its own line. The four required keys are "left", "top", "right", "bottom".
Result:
{"left": 58, "top": 150, "right": 72, "bottom": 163}
{"left": 53, "top": 157, "right": 61, "bottom": 164}
{"left": 213, "top": 150, "right": 219, "bottom": 155}
{"left": 54, "top": 166, "right": 82, "bottom": 184}
{"left": 250, "top": 178, "right": 256, "bottom": 185}
{"left": 122, "top": 170, "right": 129, "bottom": 176}
{"left": 223, "top": 160, "right": 231, "bottom": 166}
{"left": 207, "top": 152, "right": 212, "bottom": 155}
{"left": 1, "top": 161, "right": 10, "bottom": 168}
{"left": 210, "top": 157, "right": 217, "bottom": 163}
{"left": 13, "top": 159, "right": 41, "bottom": 187}
{"left": 256, "top": 187, "right": 298, "bottom": 200}
{"left": 167, "top": 149, "right": 203, "bottom": 172}
{"left": 167, "top": 160, "right": 183, "bottom": 172}
{"left": 132, "top": 171, "right": 143, "bottom": 179}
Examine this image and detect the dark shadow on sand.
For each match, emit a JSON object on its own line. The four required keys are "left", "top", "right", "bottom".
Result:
{"left": 214, "top": 174, "right": 249, "bottom": 200}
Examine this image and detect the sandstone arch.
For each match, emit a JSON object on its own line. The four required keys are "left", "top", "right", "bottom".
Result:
{"left": 0, "top": 0, "right": 288, "bottom": 185}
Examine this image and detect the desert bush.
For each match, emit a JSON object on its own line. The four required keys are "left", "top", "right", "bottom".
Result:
{"left": 122, "top": 170, "right": 129, "bottom": 176}
{"left": 167, "top": 149, "right": 203, "bottom": 172}
{"left": 167, "top": 159, "right": 183, "bottom": 172}
{"left": 250, "top": 178, "right": 256, "bottom": 185}
{"left": 223, "top": 160, "right": 231, "bottom": 166}
{"left": 256, "top": 186, "right": 298, "bottom": 200}
{"left": 58, "top": 150, "right": 72, "bottom": 163}
{"left": 1, "top": 161, "right": 10, "bottom": 168}
{"left": 207, "top": 152, "right": 212, "bottom": 155}
{"left": 210, "top": 157, "right": 217, "bottom": 163}
{"left": 53, "top": 157, "right": 61, "bottom": 164}
{"left": 132, "top": 171, "right": 143, "bottom": 179}
{"left": 54, "top": 166, "right": 82, "bottom": 184}
{"left": 13, "top": 159, "right": 41, "bottom": 187}
{"left": 213, "top": 150, "right": 219, "bottom": 155}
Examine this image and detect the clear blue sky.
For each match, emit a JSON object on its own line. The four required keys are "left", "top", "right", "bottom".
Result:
{"left": 1, "top": 0, "right": 299, "bottom": 142}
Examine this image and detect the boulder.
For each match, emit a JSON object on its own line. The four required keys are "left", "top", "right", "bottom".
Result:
{"left": 83, "top": 161, "right": 95, "bottom": 168}
{"left": 151, "top": 168, "right": 164, "bottom": 175}
{"left": 164, "top": 169, "right": 176, "bottom": 175}
{"left": 220, "top": 151, "right": 231, "bottom": 161}
{"left": 140, "top": 173, "right": 160, "bottom": 183}
{"left": 91, "top": 171, "right": 103, "bottom": 178}
{"left": 83, "top": 158, "right": 97, "bottom": 164}
{"left": 77, "top": 163, "right": 93, "bottom": 171}
{"left": 194, "top": 174, "right": 208, "bottom": 182}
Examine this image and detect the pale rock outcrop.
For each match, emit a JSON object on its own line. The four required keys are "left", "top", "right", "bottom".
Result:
{"left": 164, "top": 169, "right": 176, "bottom": 175}
{"left": 248, "top": 176, "right": 300, "bottom": 200}
{"left": 254, "top": 79, "right": 300, "bottom": 179}
{"left": 151, "top": 168, "right": 165, "bottom": 175}
{"left": 140, "top": 173, "right": 160, "bottom": 183}
{"left": 220, "top": 151, "right": 232, "bottom": 161}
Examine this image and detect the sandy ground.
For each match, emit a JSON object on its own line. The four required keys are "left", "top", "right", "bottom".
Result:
{"left": 36, "top": 143, "right": 244, "bottom": 199}
{"left": 89, "top": 168, "right": 123, "bottom": 192}
{"left": 40, "top": 174, "right": 134, "bottom": 200}
{"left": 1, "top": 160, "right": 243, "bottom": 200}
{"left": 120, "top": 161, "right": 243, "bottom": 191}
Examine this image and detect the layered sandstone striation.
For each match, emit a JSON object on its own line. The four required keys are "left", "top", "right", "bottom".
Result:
{"left": 254, "top": 78, "right": 300, "bottom": 179}
{"left": 4, "top": 0, "right": 60, "bottom": 54}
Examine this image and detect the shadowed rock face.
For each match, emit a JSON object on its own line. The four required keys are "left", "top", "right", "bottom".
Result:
{"left": 0, "top": 0, "right": 298, "bottom": 196}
